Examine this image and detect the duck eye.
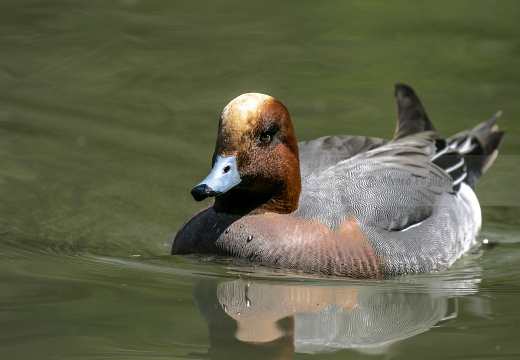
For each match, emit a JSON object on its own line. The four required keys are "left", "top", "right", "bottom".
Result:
{"left": 259, "top": 132, "right": 272, "bottom": 143}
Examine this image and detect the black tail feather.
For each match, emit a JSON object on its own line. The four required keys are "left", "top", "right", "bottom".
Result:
{"left": 394, "top": 83, "right": 437, "bottom": 140}
{"left": 393, "top": 84, "right": 505, "bottom": 190}
{"left": 447, "top": 112, "right": 505, "bottom": 188}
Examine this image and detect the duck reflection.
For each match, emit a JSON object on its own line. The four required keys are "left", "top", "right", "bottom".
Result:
{"left": 192, "top": 270, "right": 484, "bottom": 359}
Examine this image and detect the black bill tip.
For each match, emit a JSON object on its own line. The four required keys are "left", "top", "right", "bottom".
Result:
{"left": 191, "top": 184, "right": 220, "bottom": 202}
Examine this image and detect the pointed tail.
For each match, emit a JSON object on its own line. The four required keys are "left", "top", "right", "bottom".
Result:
{"left": 446, "top": 112, "right": 505, "bottom": 188}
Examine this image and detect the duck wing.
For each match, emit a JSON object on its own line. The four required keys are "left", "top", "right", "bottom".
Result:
{"left": 296, "top": 135, "right": 452, "bottom": 232}
{"left": 298, "top": 135, "right": 388, "bottom": 182}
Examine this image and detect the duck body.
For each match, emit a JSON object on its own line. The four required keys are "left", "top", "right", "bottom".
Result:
{"left": 172, "top": 84, "right": 504, "bottom": 278}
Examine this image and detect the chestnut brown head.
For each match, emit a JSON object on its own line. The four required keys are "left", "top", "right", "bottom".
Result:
{"left": 191, "top": 93, "right": 301, "bottom": 215}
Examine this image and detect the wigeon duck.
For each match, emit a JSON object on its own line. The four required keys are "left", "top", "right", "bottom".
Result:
{"left": 172, "top": 84, "right": 504, "bottom": 278}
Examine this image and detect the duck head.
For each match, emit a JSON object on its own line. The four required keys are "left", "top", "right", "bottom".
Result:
{"left": 191, "top": 93, "right": 301, "bottom": 215}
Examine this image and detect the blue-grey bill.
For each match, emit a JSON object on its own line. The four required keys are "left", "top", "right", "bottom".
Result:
{"left": 191, "top": 155, "right": 242, "bottom": 201}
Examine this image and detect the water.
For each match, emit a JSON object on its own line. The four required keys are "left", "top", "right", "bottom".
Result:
{"left": 1, "top": 1, "right": 520, "bottom": 359}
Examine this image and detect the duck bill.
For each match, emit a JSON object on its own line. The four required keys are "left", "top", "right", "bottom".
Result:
{"left": 191, "top": 155, "right": 242, "bottom": 202}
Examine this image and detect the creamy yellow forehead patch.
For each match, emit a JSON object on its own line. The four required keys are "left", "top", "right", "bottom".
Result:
{"left": 221, "top": 93, "right": 273, "bottom": 134}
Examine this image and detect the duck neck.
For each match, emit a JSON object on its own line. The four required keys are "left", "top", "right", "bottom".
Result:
{"left": 214, "top": 159, "right": 301, "bottom": 216}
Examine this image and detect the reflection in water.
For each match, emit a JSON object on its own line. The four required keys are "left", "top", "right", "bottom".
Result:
{"left": 193, "top": 270, "right": 482, "bottom": 359}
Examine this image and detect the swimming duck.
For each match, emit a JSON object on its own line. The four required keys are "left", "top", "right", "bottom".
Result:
{"left": 172, "top": 84, "right": 504, "bottom": 278}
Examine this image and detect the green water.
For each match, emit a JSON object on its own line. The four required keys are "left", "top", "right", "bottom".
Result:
{"left": 1, "top": 1, "right": 520, "bottom": 359}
